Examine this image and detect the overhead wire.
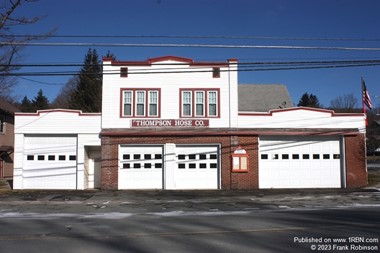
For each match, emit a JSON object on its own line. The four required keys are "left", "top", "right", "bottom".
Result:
{"left": 2, "top": 59, "right": 380, "bottom": 78}
{"left": 3, "top": 34, "right": 380, "bottom": 41}
{"left": 2, "top": 41, "right": 380, "bottom": 51}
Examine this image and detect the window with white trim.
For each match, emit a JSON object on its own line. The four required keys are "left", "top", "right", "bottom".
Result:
{"left": 195, "top": 91, "right": 205, "bottom": 116}
{"left": 121, "top": 89, "right": 160, "bottom": 117}
{"left": 136, "top": 91, "right": 145, "bottom": 116}
{"left": 182, "top": 91, "right": 192, "bottom": 117}
{"left": 148, "top": 91, "right": 158, "bottom": 116}
{"left": 208, "top": 91, "right": 217, "bottom": 116}
{"left": 180, "top": 89, "right": 219, "bottom": 118}
{"left": 123, "top": 91, "right": 133, "bottom": 116}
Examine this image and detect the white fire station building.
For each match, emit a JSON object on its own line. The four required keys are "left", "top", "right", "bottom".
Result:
{"left": 13, "top": 56, "right": 367, "bottom": 190}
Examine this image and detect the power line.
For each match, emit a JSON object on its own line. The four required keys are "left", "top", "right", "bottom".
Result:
{"left": 2, "top": 59, "right": 380, "bottom": 68}
{"left": 2, "top": 41, "right": 380, "bottom": 51}
{"left": 17, "top": 76, "right": 65, "bottom": 86}
{"left": 5, "top": 61, "right": 380, "bottom": 77}
{"left": 4, "top": 34, "right": 380, "bottom": 41}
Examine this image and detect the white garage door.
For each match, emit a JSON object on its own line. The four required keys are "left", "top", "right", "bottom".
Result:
{"left": 119, "top": 145, "right": 163, "bottom": 189}
{"left": 259, "top": 136, "right": 342, "bottom": 189}
{"left": 174, "top": 145, "right": 219, "bottom": 189}
{"left": 23, "top": 135, "right": 77, "bottom": 189}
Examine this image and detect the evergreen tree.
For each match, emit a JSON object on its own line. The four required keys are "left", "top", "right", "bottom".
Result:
{"left": 69, "top": 48, "right": 102, "bottom": 112}
{"left": 297, "top": 92, "right": 321, "bottom": 108}
{"left": 32, "top": 89, "right": 50, "bottom": 110}
{"left": 104, "top": 50, "right": 117, "bottom": 61}
{"left": 20, "top": 95, "right": 34, "bottom": 112}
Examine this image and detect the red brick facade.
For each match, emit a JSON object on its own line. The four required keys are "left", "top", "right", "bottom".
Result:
{"left": 345, "top": 133, "right": 367, "bottom": 188}
{"left": 101, "top": 132, "right": 366, "bottom": 190}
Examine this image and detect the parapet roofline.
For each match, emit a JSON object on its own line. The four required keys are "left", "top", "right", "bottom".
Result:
{"left": 239, "top": 107, "right": 365, "bottom": 117}
{"left": 103, "top": 55, "right": 237, "bottom": 67}
{"left": 15, "top": 109, "right": 101, "bottom": 116}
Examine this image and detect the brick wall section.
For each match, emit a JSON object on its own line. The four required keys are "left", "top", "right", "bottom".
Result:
{"left": 101, "top": 134, "right": 260, "bottom": 190}
{"left": 101, "top": 137, "right": 119, "bottom": 190}
{"left": 230, "top": 136, "right": 259, "bottom": 189}
{"left": 345, "top": 133, "right": 367, "bottom": 188}
{"left": 101, "top": 133, "right": 365, "bottom": 190}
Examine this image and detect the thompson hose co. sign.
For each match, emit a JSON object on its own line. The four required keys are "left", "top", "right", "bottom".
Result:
{"left": 131, "top": 119, "right": 209, "bottom": 127}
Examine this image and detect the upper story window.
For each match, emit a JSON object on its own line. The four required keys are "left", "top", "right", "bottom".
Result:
{"left": 121, "top": 89, "right": 160, "bottom": 117}
{"left": 208, "top": 91, "right": 218, "bottom": 116}
{"left": 195, "top": 91, "right": 205, "bottom": 116}
{"left": 136, "top": 91, "right": 145, "bottom": 116}
{"left": 212, "top": 67, "right": 220, "bottom": 78}
{"left": 120, "top": 67, "right": 128, "bottom": 77}
{"left": 180, "top": 89, "right": 220, "bottom": 118}
{"left": 182, "top": 91, "right": 192, "bottom": 116}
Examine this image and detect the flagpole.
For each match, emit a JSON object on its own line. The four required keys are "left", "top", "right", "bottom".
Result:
{"left": 361, "top": 77, "right": 369, "bottom": 179}
{"left": 361, "top": 77, "right": 368, "bottom": 126}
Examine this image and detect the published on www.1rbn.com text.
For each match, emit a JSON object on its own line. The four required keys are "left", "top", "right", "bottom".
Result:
{"left": 293, "top": 236, "right": 379, "bottom": 251}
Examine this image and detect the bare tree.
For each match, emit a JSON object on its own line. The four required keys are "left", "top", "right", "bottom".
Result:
{"left": 329, "top": 93, "right": 359, "bottom": 112}
{"left": 51, "top": 76, "right": 78, "bottom": 109}
{"left": 0, "top": 0, "right": 54, "bottom": 99}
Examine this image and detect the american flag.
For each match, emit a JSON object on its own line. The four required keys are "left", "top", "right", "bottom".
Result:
{"left": 362, "top": 78, "right": 373, "bottom": 110}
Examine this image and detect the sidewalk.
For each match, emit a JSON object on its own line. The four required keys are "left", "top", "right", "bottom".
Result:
{"left": 0, "top": 188, "right": 379, "bottom": 214}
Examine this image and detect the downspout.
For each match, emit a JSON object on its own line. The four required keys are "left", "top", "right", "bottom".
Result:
{"left": 228, "top": 63, "right": 232, "bottom": 189}
{"left": 340, "top": 135, "right": 346, "bottom": 188}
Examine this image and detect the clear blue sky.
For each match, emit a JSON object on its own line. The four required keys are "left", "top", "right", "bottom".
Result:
{"left": 11, "top": 0, "right": 380, "bottom": 108}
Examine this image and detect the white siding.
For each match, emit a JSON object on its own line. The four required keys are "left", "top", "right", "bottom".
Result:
{"left": 13, "top": 110, "right": 101, "bottom": 190}
{"left": 102, "top": 58, "right": 238, "bottom": 129}
{"left": 15, "top": 110, "right": 101, "bottom": 134}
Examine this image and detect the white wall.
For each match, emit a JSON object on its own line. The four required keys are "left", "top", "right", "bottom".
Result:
{"left": 14, "top": 110, "right": 101, "bottom": 190}
{"left": 102, "top": 57, "right": 238, "bottom": 129}
{"left": 15, "top": 109, "right": 101, "bottom": 134}
{"left": 238, "top": 108, "right": 366, "bottom": 132}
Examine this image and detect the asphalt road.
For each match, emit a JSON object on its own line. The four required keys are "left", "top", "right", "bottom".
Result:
{"left": 1, "top": 187, "right": 380, "bottom": 253}
{"left": 0, "top": 206, "right": 379, "bottom": 253}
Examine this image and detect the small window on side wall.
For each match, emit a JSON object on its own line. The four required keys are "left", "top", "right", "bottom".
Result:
{"left": 120, "top": 67, "right": 128, "bottom": 77}
{"left": 212, "top": 67, "right": 220, "bottom": 78}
